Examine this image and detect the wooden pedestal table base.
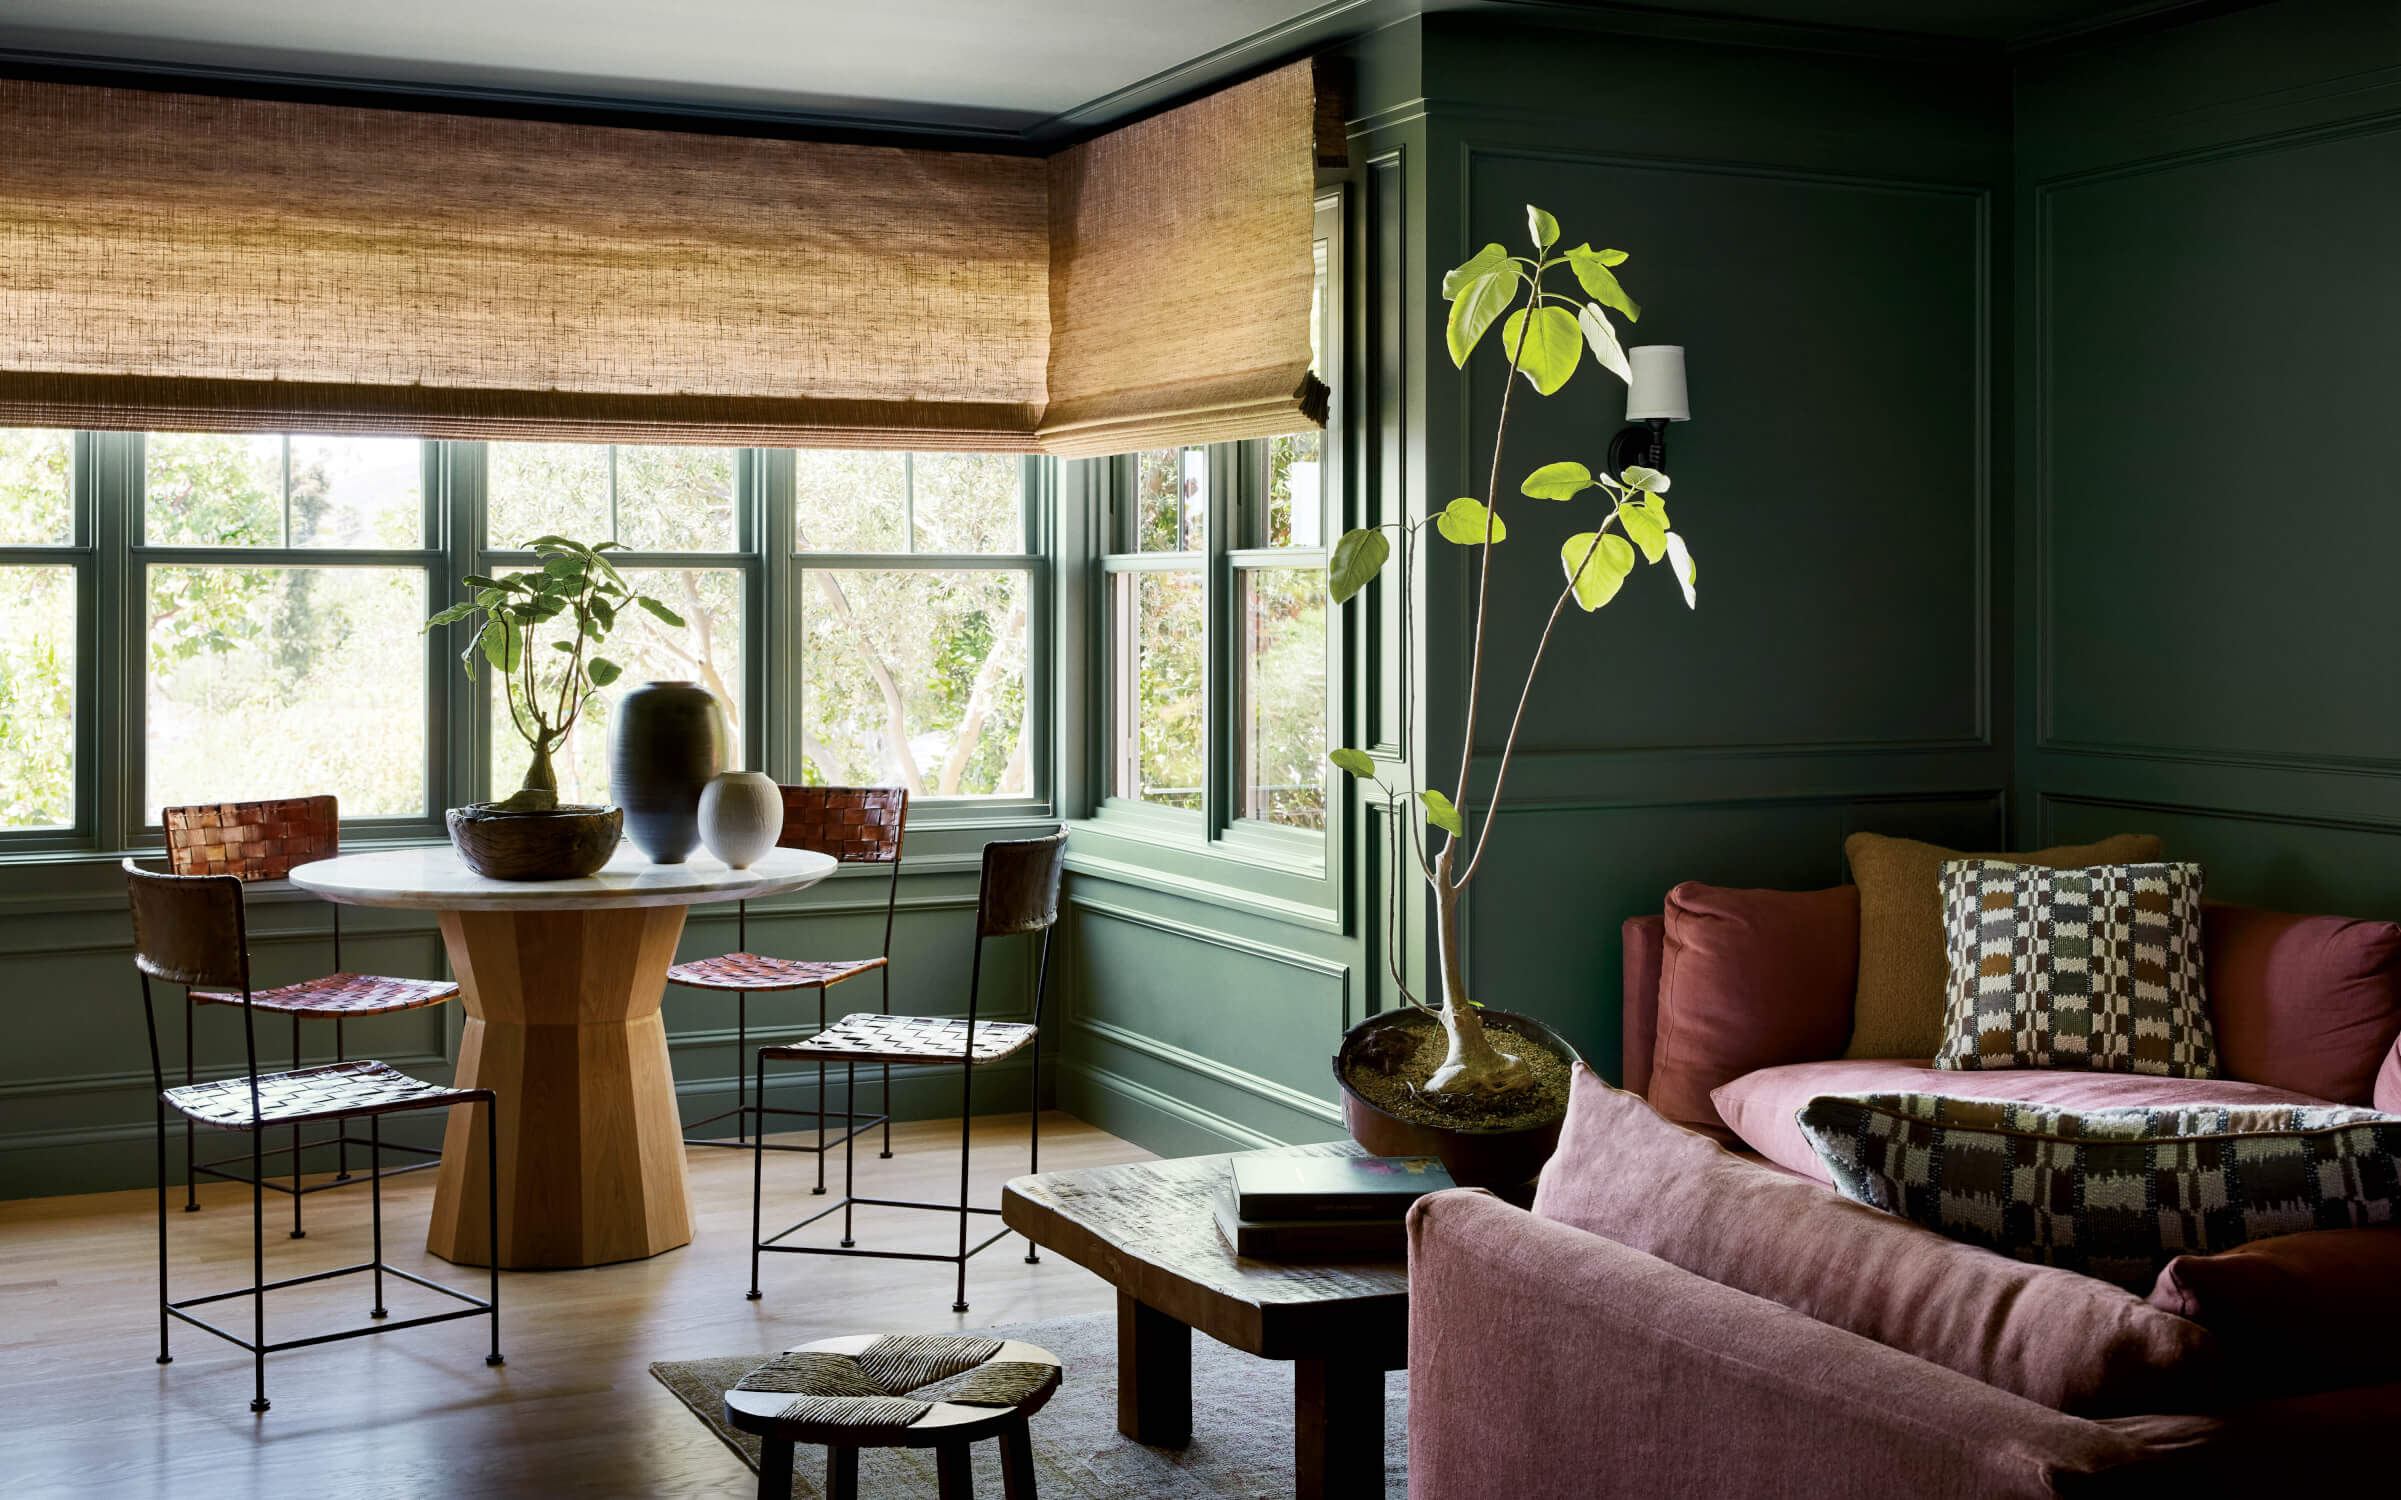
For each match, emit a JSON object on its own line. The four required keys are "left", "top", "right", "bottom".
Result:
{"left": 426, "top": 905, "right": 691, "bottom": 1268}
{"left": 291, "top": 844, "right": 839, "bottom": 1271}
{"left": 1004, "top": 1144, "right": 1408, "bottom": 1500}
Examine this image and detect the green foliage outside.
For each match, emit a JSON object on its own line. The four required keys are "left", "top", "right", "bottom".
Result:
{"left": 0, "top": 429, "right": 73, "bottom": 828}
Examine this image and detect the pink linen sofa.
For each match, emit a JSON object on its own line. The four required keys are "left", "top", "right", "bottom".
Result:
{"left": 1405, "top": 895, "right": 2401, "bottom": 1499}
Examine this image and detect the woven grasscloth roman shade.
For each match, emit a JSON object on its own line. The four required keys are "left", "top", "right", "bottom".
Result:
{"left": 0, "top": 60, "right": 1337, "bottom": 455}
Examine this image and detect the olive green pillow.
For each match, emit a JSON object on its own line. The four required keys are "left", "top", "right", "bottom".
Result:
{"left": 1841, "top": 831, "right": 2163, "bottom": 1060}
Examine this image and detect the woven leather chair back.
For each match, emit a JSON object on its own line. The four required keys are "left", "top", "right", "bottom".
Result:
{"left": 777, "top": 786, "right": 908, "bottom": 865}
{"left": 123, "top": 859, "right": 249, "bottom": 989}
{"left": 162, "top": 796, "right": 339, "bottom": 882}
{"left": 974, "top": 830, "right": 1068, "bottom": 939}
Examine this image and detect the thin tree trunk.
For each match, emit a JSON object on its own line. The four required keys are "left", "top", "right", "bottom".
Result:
{"left": 933, "top": 600, "right": 1026, "bottom": 796}
{"left": 1424, "top": 845, "right": 1530, "bottom": 1097}
{"left": 807, "top": 571, "right": 925, "bottom": 796}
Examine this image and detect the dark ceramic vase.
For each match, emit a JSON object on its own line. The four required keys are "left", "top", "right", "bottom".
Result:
{"left": 610, "top": 681, "right": 725, "bottom": 864}
{"left": 1332, "top": 1007, "right": 1583, "bottom": 1192}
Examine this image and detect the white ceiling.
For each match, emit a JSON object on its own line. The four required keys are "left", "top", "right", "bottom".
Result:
{"left": 0, "top": 0, "right": 1337, "bottom": 133}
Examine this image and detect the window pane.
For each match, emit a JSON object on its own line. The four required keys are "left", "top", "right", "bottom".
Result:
{"left": 1265, "top": 431, "right": 1324, "bottom": 548}
{"left": 1111, "top": 569, "right": 1204, "bottom": 810}
{"left": 145, "top": 433, "right": 282, "bottom": 547}
{"left": 0, "top": 564, "right": 76, "bottom": 828}
{"left": 146, "top": 566, "right": 427, "bottom": 819}
{"left": 616, "top": 445, "right": 738, "bottom": 552}
{"left": 910, "top": 454, "right": 1021, "bottom": 554}
{"left": 1239, "top": 567, "right": 1327, "bottom": 829}
{"left": 488, "top": 442, "right": 610, "bottom": 548}
{"left": 489, "top": 568, "right": 746, "bottom": 805}
{"left": 794, "top": 450, "right": 905, "bottom": 553}
{"left": 801, "top": 569, "right": 1030, "bottom": 797}
{"left": 288, "top": 435, "right": 423, "bottom": 548}
{"left": 0, "top": 429, "right": 71, "bottom": 545}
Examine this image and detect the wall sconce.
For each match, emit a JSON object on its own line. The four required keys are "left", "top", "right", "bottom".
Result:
{"left": 1605, "top": 345, "right": 1690, "bottom": 476}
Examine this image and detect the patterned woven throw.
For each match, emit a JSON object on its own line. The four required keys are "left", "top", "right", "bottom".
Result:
{"left": 733, "top": 1335, "right": 1027, "bottom": 1432}
{"left": 1799, "top": 1092, "right": 2401, "bottom": 1288}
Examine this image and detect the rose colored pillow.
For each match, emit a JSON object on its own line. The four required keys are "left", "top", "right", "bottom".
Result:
{"left": 1842, "top": 830, "right": 2162, "bottom": 1060}
{"left": 1647, "top": 882, "right": 1857, "bottom": 1142}
{"left": 1533, "top": 1064, "right": 2215, "bottom": 1415}
{"left": 2150, "top": 1229, "right": 2401, "bottom": 1394}
{"left": 2203, "top": 902, "right": 2401, "bottom": 1104}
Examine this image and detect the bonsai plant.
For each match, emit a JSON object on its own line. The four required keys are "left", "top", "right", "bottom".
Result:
{"left": 425, "top": 534, "right": 686, "bottom": 878}
{"left": 1325, "top": 205, "right": 1697, "bottom": 1163}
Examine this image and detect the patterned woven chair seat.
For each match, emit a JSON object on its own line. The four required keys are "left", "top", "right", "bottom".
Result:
{"left": 165, "top": 1060, "right": 479, "bottom": 1131}
{"left": 190, "top": 972, "right": 459, "bottom": 1017}
{"left": 665, "top": 952, "right": 888, "bottom": 993}
{"left": 724, "top": 1332, "right": 1062, "bottom": 1440}
{"left": 762, "top": 1012, "right": 1039, "bottom": 1068}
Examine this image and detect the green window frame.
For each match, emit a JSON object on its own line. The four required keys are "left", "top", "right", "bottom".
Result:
{"left": 1091, "top": 191, "right": 1345, "bottom": 868}
{"left": 0, "top": 436, "right": 1055, "bottom": 860}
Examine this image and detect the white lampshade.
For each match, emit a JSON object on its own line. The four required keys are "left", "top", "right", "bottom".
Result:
{"left": 1625, "top": 345, "right": 1690, "bottom": 422}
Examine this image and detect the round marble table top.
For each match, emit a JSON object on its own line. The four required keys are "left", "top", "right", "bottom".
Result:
{"left": 289, "top": 843, "right": 837, "bottom": 912}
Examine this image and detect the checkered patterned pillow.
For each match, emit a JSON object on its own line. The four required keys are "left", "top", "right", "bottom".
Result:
{"left": 1933, "top": 860, "right": 2217, "bottom": 1076}
{"left": 1797, "top": 1092, "right": 2401, "bottom": 1288}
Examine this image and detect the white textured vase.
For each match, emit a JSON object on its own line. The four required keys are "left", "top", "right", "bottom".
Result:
{"left": 697, "top": 772, "right": 782, "bottom": 870}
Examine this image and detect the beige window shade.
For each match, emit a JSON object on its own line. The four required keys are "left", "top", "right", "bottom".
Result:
{"left": 0, "top": 60, "right": 1337, "bottom": 455}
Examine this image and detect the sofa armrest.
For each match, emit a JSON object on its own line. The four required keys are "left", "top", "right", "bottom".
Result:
{"left": 1406, "top": 1190, "right": 2219, "bottom": 1500}
{"left": 1622, "top": 912, "right": 1665, "bottom": 1096}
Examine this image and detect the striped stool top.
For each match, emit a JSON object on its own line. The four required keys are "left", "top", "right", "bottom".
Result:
{"left": 721, "top": 1334, "right": 1061, "bottom": 1448}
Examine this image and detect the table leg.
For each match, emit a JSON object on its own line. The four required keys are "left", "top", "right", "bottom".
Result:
{"left": 1294, "top": 1357, "right": 1384, "bottom": 1500}
{"left": 1116, "top": 1290, "right": 1192, "bottom": 1447}
{"left": 425, "top": 905, "right": 695, "bottom": 1269}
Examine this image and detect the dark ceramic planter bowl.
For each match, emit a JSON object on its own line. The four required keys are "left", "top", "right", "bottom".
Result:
{"left": 1333, "top": 1007, "right": 1584, "bottom": 1192}
{"left": 447, "top": 803, "right": 622, "bottom": 881}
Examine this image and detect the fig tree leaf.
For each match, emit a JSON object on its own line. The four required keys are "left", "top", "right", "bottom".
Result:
{"left": 1526, "top": 204, "right": 1560, "bottom": 253}
{"left": 1420, "top": 789, "right": 1464, "bottom": 838}
{"left": 586, "top": 656, "right": 623, "bottom": 687}
{"left": 1664, "top": 531, "right": 1698, "bottom": 609}
{"left": 1520, "top": 461, "right": 1595, "bottom": 501}
{"left": 1618, "top": 500, "right": 1668, "bottom": 563}
{"left": 1434, "top": 496, "right": 1507, "bottom": 545}
{"left": 635, "top": 596, "right": 687, "bottom": 629}
{"left": 1329, "top": 748, "right": 1376, "bottom": 778}
{"left": 1499, "top": 305, "right": 1582, "bottom": 395}
{"left": 1565, "top": 244, "right": 1640, "bottom": 321}
{"left": 1620, "top": 465, "right": 1670, "bottom": 494}
{"left": 1577, "top": 302, "right": 1632, "bottom": 385}
{"left": 1328, "top": 527, "right": 1391, "bottom": 604}
{"left": 1445, "top": 266, "right": 1521, "bottom": 367}
{"left": 1441, "top": 242, "right": 1512, "bottom": 300}
{"left": 1562, "top": 531, "right": 1636, "bottom": 611}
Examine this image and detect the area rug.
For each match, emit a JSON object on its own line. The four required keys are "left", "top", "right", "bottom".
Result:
{"left": 649, "top": 1312, "right": 1406, "bottom": 1498}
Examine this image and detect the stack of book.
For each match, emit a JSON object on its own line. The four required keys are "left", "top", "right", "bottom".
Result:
{"left": 1212, "top": 1152, "right": 1456, "bottom": 1259}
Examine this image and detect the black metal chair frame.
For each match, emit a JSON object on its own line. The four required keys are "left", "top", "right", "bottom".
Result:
{"left": 182, "top": 901, "right": 445, "bottom": 1239}
{"left": 128, "top": 860, "right": 501, "bottom": 1414}
{"left": 749, "top": 830, "right": 1066, "bottom": 1314}
{"left": 680, "top": 790, "right": 907, "bottom": 1200}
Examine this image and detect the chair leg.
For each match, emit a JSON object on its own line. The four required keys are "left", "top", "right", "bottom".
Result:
{"left": 840, "top": 1062, "right": 856, "bottom": 1248}
{"left": 183, "top": 1005, "right": 198, "bottom": 1213}
{"left": 1025, "top": 1044, "right": 1041, "bottom": 1266}
{"left": 936, "top": 1441, "right": 974, "bottom": 1500}
{"left": 813, "top": 987, "right": 828, "bottom": 1195}
{"left": 756, "top": 1435, "right": 795, "bottom": 1500}
{"left": 999, "top": 1416, "right": 1037, "bottom": 1500}
{"left": 880, "top": 1060, "right": 894, "bottom": 1159}
{"left": 369, "top": 1114, "right": 387, "bottom": 1318}
{"left": 485, "top": 1099, "right": 504, "bottom": 1367}
{"left": 333, "top": 1019, "right": 350, "bottom": 1181}
{"left": 954, "top": 1062, "right": 972, "bottom": 1315}
{"left": 734, "top": 993, "right": 748, "bottom": 1147}
{"left": 747, "top": 1052, "right": 767, "bottom": 1302}
{"left": 288, "top": 1015, "right": 305, "bottom": 1240}
{"left": 250, "top": 1128, "right": 269, "bottom": 1414}
{"left": 154, "top": 1104, "right": 172, "bottom": 1366}
{"left": 823, "top": 1444, "right": 856, "bottom": 1500}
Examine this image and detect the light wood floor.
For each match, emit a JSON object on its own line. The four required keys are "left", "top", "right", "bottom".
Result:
{"left": 0, "top": 1112, "right": 1152, "bottom": 1499}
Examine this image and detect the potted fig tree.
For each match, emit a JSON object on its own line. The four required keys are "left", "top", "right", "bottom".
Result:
{"left": 1326, "top": 205, "right": 1697, "bottom": 1186}
{"left": 425, "top": 534, "right": 687, "bottom": 880}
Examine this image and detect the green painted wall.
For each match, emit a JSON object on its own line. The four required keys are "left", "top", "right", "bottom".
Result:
{"left": 2011, "top": 0, "right": 2401, "bottom": 914}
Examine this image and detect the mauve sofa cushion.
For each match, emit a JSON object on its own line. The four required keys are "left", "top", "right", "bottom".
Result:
{"left": 2149, "top": 1228, "right": 2401, "bottom": 1394}
{"left": 2382, "top": 1039, "right": 2401, "bottom": 1113}
{"left": 2203, "top": 902, "right": 2401, "bottom": 1104}
{"left": 1533, "top": 1064, "right": 2216, "bottom": 1415}
{"left": 1712, "top": 1059, "right": 2337, "bottom": 1185}
{"left": 1621, "top": 913, "right": 1665, "bottom": 1097}
{"left": 1647, "top": 882, "right": 1859, "bottom": 1142}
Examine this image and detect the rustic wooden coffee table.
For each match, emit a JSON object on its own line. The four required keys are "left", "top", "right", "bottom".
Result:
{"left": 1001, "top": 1142, "right": 1407, "bottom": 1500}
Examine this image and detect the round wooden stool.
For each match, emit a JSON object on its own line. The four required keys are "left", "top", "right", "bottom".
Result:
{"left": 722, "top": 1332, "right": 1062, "bottom": 1500}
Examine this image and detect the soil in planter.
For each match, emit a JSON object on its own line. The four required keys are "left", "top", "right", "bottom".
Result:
{"left": 1346, "top": 1017, "right": 1572, "bottom": 1133}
